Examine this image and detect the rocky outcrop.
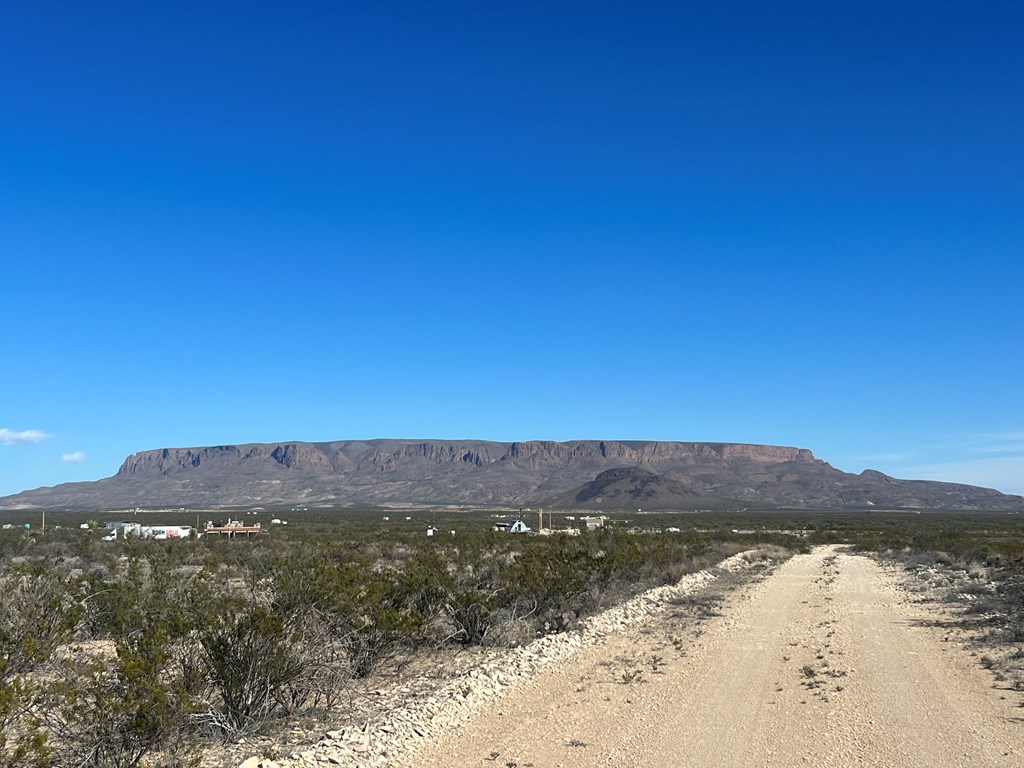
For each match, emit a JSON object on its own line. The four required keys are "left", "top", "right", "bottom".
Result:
{"left": 717, "top": 444, "right": 815, "bottom": 463}
{"left": 269, "top": 444, "right": 333, "bottom": 470}
{"left": 118, "top": 445, "right": 246, "bottom": 475}
{"left": 3, "top": 439, "right": 1022, "bottom": 511}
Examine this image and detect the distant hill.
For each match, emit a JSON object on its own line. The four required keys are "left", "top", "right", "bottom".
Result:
{"left": 546, "top": 467, "right": 735, "bottom": 510}
{"left": 0, "top": 439, "right": 1020, "bottom": 511}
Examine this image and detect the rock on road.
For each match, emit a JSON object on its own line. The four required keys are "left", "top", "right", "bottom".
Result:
{"left": 413, "top": 546, "right": 1022, "bottom": 767}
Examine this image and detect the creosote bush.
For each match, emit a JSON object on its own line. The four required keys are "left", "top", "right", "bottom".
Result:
{"left": 195, "top": 599, "right": 303, "bottom": 736}
{"left": 0, "top": 567, "right": 82, "bottom": 768}
{"left": 38, "top": 643, "right": 196, "bottom": 768}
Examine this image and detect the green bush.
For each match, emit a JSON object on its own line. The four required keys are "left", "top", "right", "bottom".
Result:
{"left": 0, "top": 677, "right": 50, "bottom": 768}
{"left": 37, "top": 635, "right": 196, "bottom": 768}
{"left": 0, "top": 568, "right": 81, "bottom": 680}
{"left": 195, "top": 598, "right": 303, "bottom": 736}
{"left": 0, "top": 569, "right": 79, "bottom": 768}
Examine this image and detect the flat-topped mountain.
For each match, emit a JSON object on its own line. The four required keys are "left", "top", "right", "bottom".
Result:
{"left": 1, "top": 439, "right": 1020, "bottom": 511}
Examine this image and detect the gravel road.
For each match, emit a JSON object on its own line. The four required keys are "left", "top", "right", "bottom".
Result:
{"left": 412, "top": 546, "right": 1023, "bottom": 767}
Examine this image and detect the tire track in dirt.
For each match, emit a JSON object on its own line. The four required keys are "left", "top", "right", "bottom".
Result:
{"left": 411, "top": 546, "right": 1023, "bottom": 768}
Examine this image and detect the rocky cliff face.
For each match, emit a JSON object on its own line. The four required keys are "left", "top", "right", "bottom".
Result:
{"left": 115, "top": 440, "right": 818, "bottom": 478}
{"left": 3, "top": 439, "right": 1021, "bottom": 511}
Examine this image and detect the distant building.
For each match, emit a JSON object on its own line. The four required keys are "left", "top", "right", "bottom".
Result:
{"left": 500, "top": 520, "right": 531, "bottom": 534}
{"left": 581, "top": 515, "right": 607, "bottom": 530}
{"left": 203, "top": 520, "right": 264, "bottom": 538}
{"left": 103, "top": 521, "right": 194, "bottom": 540}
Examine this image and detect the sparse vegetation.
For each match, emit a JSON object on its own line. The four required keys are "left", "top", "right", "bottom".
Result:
{"left": 846, "top": 514, "right": 1024, "bottom": 702}
{"left": 0, "top": 509, "right": 796, "bottom": 766}
{"left": 7, "top": 506, "right": 1020, "bottom": 764}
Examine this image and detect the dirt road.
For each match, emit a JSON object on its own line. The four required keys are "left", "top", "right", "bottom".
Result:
{"left": 412, "top": 546, "right": 1022, "bottom": 767}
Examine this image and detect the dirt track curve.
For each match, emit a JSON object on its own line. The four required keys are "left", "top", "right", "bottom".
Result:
{"left": 413, "top": 546, "right": 1023, "bottom": 768}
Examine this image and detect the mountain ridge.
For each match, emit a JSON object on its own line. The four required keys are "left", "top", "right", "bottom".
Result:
{"left": 1, "top": 439, "right": 1020, "bottom": 511}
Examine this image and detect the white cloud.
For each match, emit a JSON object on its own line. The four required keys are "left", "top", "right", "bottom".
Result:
{"left": 896, "top": 456, "right": 1024, "bottom": 496}
{"left": 0, "top": 428, "right": 52, "bottom": 445}
{"left": 61, "top": 451, "right": 87, "bottom": 463}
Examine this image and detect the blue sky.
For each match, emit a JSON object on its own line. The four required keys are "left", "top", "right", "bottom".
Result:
{"left": 2, "top": 1, "right": 1022, "bottom": 497}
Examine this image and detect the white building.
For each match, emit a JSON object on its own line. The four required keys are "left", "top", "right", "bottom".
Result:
{"left": 103, "top": 521, "right": 194, "bottom": 540}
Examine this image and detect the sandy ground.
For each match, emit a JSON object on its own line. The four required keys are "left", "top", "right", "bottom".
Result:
{"left": 411, "top": 546, "right": 1023, "bottom": 768}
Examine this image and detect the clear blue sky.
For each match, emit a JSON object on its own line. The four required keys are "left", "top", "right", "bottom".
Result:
{"left": 2, "top": 1, "right": 1022, "bottom": 497}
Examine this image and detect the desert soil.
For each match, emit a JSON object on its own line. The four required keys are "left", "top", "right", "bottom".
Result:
{"left": 409, "top": 546, "right": 1023, "bottom": 768}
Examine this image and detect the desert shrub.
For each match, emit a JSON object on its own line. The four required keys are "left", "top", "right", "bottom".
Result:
{"left": 0, "top": 569, "right": 83, "bottom": 768}
{"left": 17, "top": 552, "right": 203, "bottom": 766}
{"left": 264, "top": 550, "right": 351, "bottom": 712}
{"left": 331, "top": 566, "right": 425, "bottom": 678}
{"left": 586, "top": 532, "right": 642, "bottom": 589}
{"left": 391, "top": 545, "right": 458, "bottom": 640}
{"left": 0, "top": 563, "right": 198, "bottom": 768}
{"left": 996, "top": 571, "right": 1024, "bottom": 642}
{"left": 79, "top": 557, "right": 195, "bottom": 647}
{"left": 503, "top": 544, "right": 588, "bottom": 632}
{"left": 448, "top": 587, "right": 498, "bottom": 645}
{"left": 0, "top": 678, "right": 50, "bottom": 768}
{"left": 270, "top": 549, "right": 424, "bottom": 681}
{"left": 194, "top": 597, "right": 303, "bottom": 736}
{"left": 0, "top": 568, "right": 81, "bottom": 679}
{"left": 37, "top": 631, "right": 197, "bottom": 768}
{"left": 0, "top": 530, "right": 35, "bottom": 561}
